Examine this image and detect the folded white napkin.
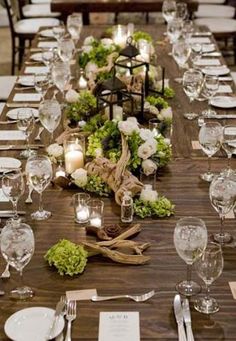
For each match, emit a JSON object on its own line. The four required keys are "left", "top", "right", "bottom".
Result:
{"left": 217, "top": 85, "right": 233, "bottom": 94}
{"left": 24, "top": 66, "right": 49, "bottom": 74}
{"left": 13, "top": 93, "right": 41, "bottom": 102}
{"left": 195, "top": 59, "right": 221, "bottom": 66}
{"left": 17, "top": 75, "right": 35, "bottom": 85}
{"left": 38, "top": 41, "right": 58, "bottom": 48}
{"left": 0, "top": 189, "right": 9, "bottom": 202}
{"left": 0, "top": 130, "right": 26, "bottom": 140}
{"left": 189, "top": 37, "right": 211, "bottom": 44}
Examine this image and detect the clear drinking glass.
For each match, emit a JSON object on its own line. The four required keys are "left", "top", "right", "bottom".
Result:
{"left": 51, "top": 61, "right": 71, "bottom": 103}
{"left": 0, "top": 219, "right": 35, "bottom": 299}
{"left": 67, "top": 13, "right": 83, "bottom": 43}
{"left": 167, "top": 18, "right": 183, "bottom": 44}
{"left": 172, "top": 40, "right": 191, "bottom": 69}
{"left": 199, "top": 122, "right": 222, "bottom": 182}
{"left": 176, "top": 2, "right": 188, "bottom": 22}
{"left": 52, "top": 23, "right": 65, "bottom": 41}
{"left": 182, "top": 68, "right": 203, "bottom": 119}
{"left": 201, "top": 75, "right": 219, "bottom": 118}
{"left": 149, "top": 118, "right": 160, "bottom": 137}
{"left": 39, "top": 98, "right": 62, "bottom": 143}
{"left": 194, "top": 242, "right": 223, "bottom": 314}
{"left": 17, "top": 109, "right": 36, "bottom": 158}
{"left": 182, "top": 19, "right": 194, "bottom": 42}
{"left": 73, "top": 193, "right": 90, "bottom": 224}
{"left": 88, "top": 199, "right": 104, "bottom": 228}
{"left": 58, "top": 37, "right": 75, "bottom": 63}
{"left": 174, "top": 216, "right": 208, "bottom": 296}
{"left": 25, "top": 155, "right": 53, "bottom": 220}
{"left": 209, "top": 174, "right": 236, "bottom": 244}
{"left": 2, "top": 169, "right": 25, "bottom": 220}
{"left": 162, "top": 0, "right": 177, "bottom": 24}
{"left": 222, "top": 125, "right": 236, "bottom": 173}
{"left": 34, "top": 73, "right": 49, "bottom": 99}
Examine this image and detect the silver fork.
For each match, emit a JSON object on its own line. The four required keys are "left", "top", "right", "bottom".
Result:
{"left": 91, "top": 290, "right": 156, "bottom": 302}
{"left": 1, "top": 263, "right": 10, "bottom": 279}
{"left": 65, "top": 300, "right": 77, "bottom": 341}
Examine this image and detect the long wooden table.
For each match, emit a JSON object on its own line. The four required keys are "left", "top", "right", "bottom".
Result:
{"left": 51, "top": 0, "right": 199, "bottom": 25}
{"left": 1, "top": 25, "right": 236, "bottom": 340}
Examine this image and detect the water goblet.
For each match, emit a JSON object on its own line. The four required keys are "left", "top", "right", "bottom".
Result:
{"left": 34, "top": 73, "right": 49, "bottom": 99}
{"left": 0, "top": 219, "right": 35, "bottom": 299}
{"left": 174, "top": 216, "right": 208, "bottom": 296}
{"left": 2, "top": 169, "right": 25, "bottom": 220}
{"left": 182, "top": 19, "right": 194, "bottom": 43}
{"left": 222, "top": 125, "right": 236, "bottom": 173}
{"left": 162, "top": 0, "right": 177, "bottom": 24}
{"left": 209, "top": 174, "right": 236, "bottom": 244}
{"left": 17, "top": 109, "right": 36, "bottom": 158}
{"left": 201, "top": 75, "right": 219, "bottom": 118}
{"left": 176, "top": 2, "right": 188, "bottom": 22}
{"left": 39, "top": 98, "right": 62, "bottom": 143}
{"left": 67, "top": 13, "right": 82, "bottom": 43}
{"left": 199, "top": 122, "right": 222, "bottom": 182}
{"left": 190, "top": 43, "right": 202, "bottom": 67}
{"left": 25, "top": 155, "right": 53, "bottom": 220}
{"left": 58, "top": 37, "right": 75, "bottom": 63}
{"left": 51, "top": 61, "right": 71, "bottom": 103}
{"left": 194, "top": 242, "right": 223, "bottom": 314}
{"left": 172, "top": 40, "right": 191, "bottom": 69}
{"left": 182, "top": 68, "right": 203, "bottom": 119}
{"left": 167, "top": 18, "right": 183, "bottom": 44}
{"left": 52, "top": 23, "right": 65, "bottom": 41}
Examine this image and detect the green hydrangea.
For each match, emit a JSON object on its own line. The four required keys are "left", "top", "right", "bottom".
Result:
{"left": 65, "top": 90, "right": 97, "bottom": 122}
{"left": 134, "top": 197, "right": 175, "bottom": 218}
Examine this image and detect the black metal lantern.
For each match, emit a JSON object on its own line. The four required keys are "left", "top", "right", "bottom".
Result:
{"left": 94, "top": 70, "right": 134, "bottom": 120}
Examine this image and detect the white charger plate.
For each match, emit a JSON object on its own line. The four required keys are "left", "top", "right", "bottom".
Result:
{"left": 17, "top": 75, "right": 35, "bottom": 86}
{"left": 30, "top": 53, "right": 43, "bottom": 62}
{"left": 6, "top": 108, "right": 39, "bottom": 120}
{"left": 210, "top": 96, "right": 236, "bottom": 109}
{"left": 202, "top": 66, "right": 230, "bottom": 76}
{"left": 0, "top": 157, "right": 21, "bottom": 172}
{"left": 4, "top": 307, "right": 65, "bottom": 341}
{"left": 40, "top": 29, "right": 54, "bottom": 38}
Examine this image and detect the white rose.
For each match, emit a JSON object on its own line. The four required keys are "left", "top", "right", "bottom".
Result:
{"left": 101, "top": 38, "right": 113, "bottom": 47}
{"left": 78, "top": 120, "right": 86, "bottom": 127}
{"left": 164, "top": 138, "right": 171, "bottom": 145}
{"left": 47, "top": 143, "right": 64, "bottom": 158}
{"left": 82, "top": 45, "right": 93, "bottom": 53}
{"left": 83, "top": 36, "right": 95, "bottom": 45}
{"left": 137, "top": 138, "right": 157, "bottom": 159}
{"left": 160, "top": 107, "right": 173, "bottom": 120}
{"left": 140, "top": 128, "right": 155, "bottom": 141}
{"left": 144, "top": 102, "right": 151, "bottom": 110}
{"left": 85, "top": 62, "right": 98, "bottom": 75}
{"left": 127, "top": 117, "right": 138, "bottom": 125}
{"left": 149, "top": 105, "right": 159, "bottom": 116}
{"left": 118, "top": 120, "right": 139, "bottom": 136}
{"left": 140, "top": 187, "right": 158, "bottom": 202}
{"left": 65, "top": 89, "right": 79, "bottom": 103}
{"left": 142, "top": 159, "right": 157, "bottom": 176}
{"left": 71, "top": 168, "right": 87, "bottom": 187}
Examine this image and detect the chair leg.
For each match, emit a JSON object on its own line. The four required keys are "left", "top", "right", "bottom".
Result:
{"left": 18, "top": 37, "right": 25, "bottom": 70}
{"left": 11, "top": 37, "right": 16, "bottom": 75}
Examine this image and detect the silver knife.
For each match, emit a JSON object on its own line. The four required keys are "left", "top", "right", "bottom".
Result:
{"left": 206, "top": 114, "right": 236, "bottom": 119}
{"left": 174, "top": 294, "right": 187, "bottom": 341}
{"left": 47, "top": 300, "right": 65, "bottom": 340}
{"left": 182, "top": 299, "right": 194, "bottom": 341}
{"left": 0, "top": 144, "right": 44, "bottom": 150}
{"left": 0, "top": 211, "right": 26, "bottom": 217}
{"left": 6, "top": 103, "right": 40, "bottom": 108}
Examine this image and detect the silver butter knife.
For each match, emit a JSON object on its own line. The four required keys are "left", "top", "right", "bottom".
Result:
{"left": 174, "top": 294, "right": 187, "bottom": 341}
{"left": 47, "top": 300, "right": 65, "bottom": 340}
{"left": 182, "top": 299, "right": 194, "bottom": 341}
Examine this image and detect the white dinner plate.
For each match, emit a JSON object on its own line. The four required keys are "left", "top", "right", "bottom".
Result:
{"left": 0, "top": 157, "right": 21, "bottom": 172}
{"left": 6, "top": 108, "right": 39, "bottom": 120}
{"left": 4, "top": 307, "right": 65, "bottom": 341}
{"left": 210, "top": 96, "right": 236, "bottom": 109}
{"left": 202, "top": 66, "right": 230, "bottom": 76}
{"left": 40, "top": 29, "right": 54, "bottom": 38}
{"left": 30, "top": 53, "right": 43, "bottom": 62}
{"left": 17, "top": 75, "right": 35, "bottom": 86}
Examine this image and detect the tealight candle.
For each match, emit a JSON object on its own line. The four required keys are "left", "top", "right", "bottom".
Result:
{"left": 76, "top": 206, "right": 89, "bottom": 222}
{"left": 73, "top": 193, "right": 90, "bottom": 224}
{"left": 55, "top": 168, "right": 66, "bottom": 178}
{"left": 113, "top": 105, "right": 123, "bottom": 121}
{"left": 64, "top": 133, "right": 85, "bottom": 174}
{"left": 88, "top": 199, "right": 104, "bottom": 229}
{"left": 90, "top": 216, "right": 102, "bottom": 228}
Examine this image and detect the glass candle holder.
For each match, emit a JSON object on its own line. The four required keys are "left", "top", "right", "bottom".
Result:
{"left": 73, "top": 193, "right": 90, "bottom": 224}
{"left": 149, "top": 118, "right": 160, "bottom": 137}
{"left": 112, "top": 25, "right": 127, "bottom": 47}
{"left": 140, "top": 169, "right": 157, "bottom": 190}
{"left": 138, "top": 39, "right": 151, "bottom": 63}
{"left": 88, "top": 199, "right": 104, "bottom": 228}
{"left": 64, "top": 133, "right": 85, "bottom": 174}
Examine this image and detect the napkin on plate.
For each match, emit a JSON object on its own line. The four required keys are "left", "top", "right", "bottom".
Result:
{"left": 0, "top": 189, "right": 9, "bottom": 202}
{"left": 217, "top": 85, "right": 233, "bottom": 94}
{"left": 0, "top": 130, "right": 26, "bottom": 140}
{"left": 37, "top": 41, "right": 58, "bottom": 48}
{"left": 194, "top": 59, "right": 221, "bottom": 66}
{"left": 13, "top": 93, "right": 41, "bottom": 102}
{"left": 188, "top": 37, "right": 212, "bottom": 44}
{"left": 24, "top": 66, "right": 49, "bottom": 74}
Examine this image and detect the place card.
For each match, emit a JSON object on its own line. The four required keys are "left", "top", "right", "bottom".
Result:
{"left": 194, "top": 59, "right": 221, "bottom": 66}
{"left": 98, "top": 312, "right": 140, "bottom": 341}
{"left": 0, "top": 189, "right": 9, "bottom": 202}
{"left": 188, "top": 37, "right": 211, "bottom": 44}
{"left": 192, "top": 141, "right": 201, "bottom": 150}
{"left": 229, "top": 282, "right": 236, "bottom": 299}
{"left": 13, "top": 93, "right": 41, "bottom": 102}
{"left": 217, "top": 85, "right": 233, "bottom": 94}
{"left": 0, "top": 130, "right": 26, "bottom": 140}
{"left": 37, "top": 41, "right": 58, "bottom": 49}
{"left": 24, "top": 66, "right": 49, "bottom": 74}
{"left": 66, "top": 289, "right": 97, "bottom": 301}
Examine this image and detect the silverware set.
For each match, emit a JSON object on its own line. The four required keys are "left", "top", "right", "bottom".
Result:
{"left": 174, "top": 295, "right": 194, "bottom": 341}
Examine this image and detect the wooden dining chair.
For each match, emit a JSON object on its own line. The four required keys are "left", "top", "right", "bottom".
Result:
{"left": 4, "top": 0, "right": 59, "bottom": 74}
{"left": 18, "top": 0, "right": 60, "bottom": 19}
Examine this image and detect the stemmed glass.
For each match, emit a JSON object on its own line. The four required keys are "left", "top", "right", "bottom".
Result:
{"left": 201, "top": 75, "right": 219, "bottom": 118}
{"left": 162, "top": 0, "right": 177, "bottom": 24}
{"left": 39, "top": 98, "right": 62, "bottom": 143}
{"left": 172, "top": 40, "right": 191, "bottom": 69}
{"left": 167, "top": 18, "right": 183, "bottom": 44}
{"left": 176, "top": 2, "right": 188, "bottom": 22}
{"left": 199, "top": 122, "right": 222, "bottom": 182}
{"left": 209, "top": 174, "right": 236, "bottom": 244}
{"left": 25, "top": 155, "right": 53, "bottom": 220}
{"left": 194, "top": 242, "right": 223, "bottom": 314}
{"left": 58, "top": 37, "right": 75, "bottom": 63}
{"left": 51, "top": 61, "right": 71, "bottom": 103}
{"left": 182, "top": 68, "right": 203, "bottom": 119}
{"left": 52, "top": 23, "right": 65, "bottom": 41}
{"left": 174, "top": 217, "right": 208, "bottom": 296}
{"left": 2, "top": 169, "right": 25, "bottom": 220}
{"left": 17, "top": 109, "right": 36, "bottom": 158}
{"left": 0, "top": 219, "right": 35, "bottom": 299}
{"left": 222, "top": 125, "right": 236, "bottom": 173}
{"left": 67, "top": 13, "right": 83, "bottom": 43}
{"left": 34, "top": 73, "right": 49, "bottom": 100}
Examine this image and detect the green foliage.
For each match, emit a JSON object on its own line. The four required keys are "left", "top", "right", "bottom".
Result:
{"left": 127, "top": 132, "right": 143, "bottom": 170}
{"left": 82, "top": 114, "right": 106, "bottom": 133}
{"left": 134, "top": 197, "right": 175, "bottom": 218}
{"left": 96, "top": 70, "right": 113, "bottom": 82}
{"left": 153, "top": 134, "right": 172, "bottom": 167}
{"left": 44, "top": 239, "right": 88, "bottom": 276}
{"left": 65, "top": 90, "right": 97, "bottom": 122}
{"left": 146, "top": 96, "right": 169, "bottom": 110}
{"left": 85, "top": 175, "right": 112, "bottom": 197}
{"left": 163, "top": 87, "right": 175, "bottom": 99}
{"left": 133, "top": 31, "right": 153, "bottom": 43}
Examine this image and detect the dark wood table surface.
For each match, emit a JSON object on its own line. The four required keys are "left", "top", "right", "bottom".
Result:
{"left": 51, "top": 0, "right": 199, "bottom": 25}
{"left": 1, "top": 25, "right": 236, "bottom": 340}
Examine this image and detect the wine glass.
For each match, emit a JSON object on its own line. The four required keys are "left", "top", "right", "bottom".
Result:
{"left": 0, "top": 219, "right": 35, "bottom": 299}
{"left": 39, "top": 98, "right": 62, "bottom": 143}
{"left": 172, "top": 40, "right": 191, "bottom": 69}
{"left": 25, "top": 155, "right": 53, "bottom": 220}
{"left": 199, "top": 122, "right": 222, "bottom": 182}
{"left": 52, "top": 23, "right": 65, "bottom": 41}
{"left": 209, "top": 174, "right": 236, "bottom": 244}
{"left": 167, "top": 18, "right": 183, "bottom": 44}
{"left": 2, "top": 169, "right": 25, "bottom": 221}
{"left": 176, "top": 2, "right": 188, "bottom": 22}
{"left": 67, "top": 13, "right": 83, "bottom": 43}
{"left": 51, "top": 61, "right": 71, "bottom": 103}
{"left": 174, "top": 216, "right": 208, "bottom": 296}
{"left": 162, "top": 0, "right": 177, "bottom": 24}
{"left": 201, "top": 75, "right": 219, "bottom": 118}
{"left": 34, "top": 73, "right": 49, "bottom": 100}
{"left": 190, "top": 43, "right": 202, "bottom": 67}
{"left": 222, "top": 125, "right": 236, "bottom": 173}
{"left": 17, "top": 109, "right": 36, "bottom": 158}
{"left": 194, "top": 242, "right": 223, "bottom": 314}
{"left": 182, "top": 68, "right": 203, "bottom": 119}
{"left": 182, "top": 19, "right": 194, "bottom": 43}
{"left": 58, "top": 37, "right": 75, "bottom": 63}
